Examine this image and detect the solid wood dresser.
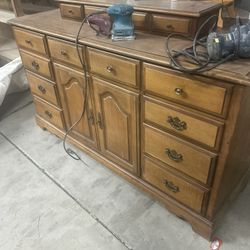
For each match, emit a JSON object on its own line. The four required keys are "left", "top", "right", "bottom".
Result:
{"left": 9, "top": 1, "right": 250, "bottom": 240}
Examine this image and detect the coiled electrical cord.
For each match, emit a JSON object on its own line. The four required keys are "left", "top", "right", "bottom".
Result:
{"left": 166, "top": 14, "right": 235, "bottom": 74}
{"left": 63, "top": 11, "right": 106, "bottom": 161}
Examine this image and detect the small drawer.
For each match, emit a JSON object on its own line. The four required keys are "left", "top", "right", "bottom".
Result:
{"left": 26, "top": 71, "right": 59, "bottom": 106}
{"left": 143, "top": 63, "right": 232, "bottom": 116}
{"left": 20, "top": 50, "right": 53, "bottom": 80}
{"left": 143, "top": 124, "right": 216, "bottom": 185}
{"left": 47, "top": 38, "right": 84, "bottom": 68}
{"left": 144, "top": 97, "right": 224, "bottom": 149}
{"left": 33, "top": 97, "right": 64, "bottom": 129}
{"left": 142, "top": 157, "right": 207, "bottom": 213}
{"left": 60, "top": 4, "right": 83, "bottom": 20}
{"left": 84, "top": 6, "right": 106, "bottom": 16}
{"left": 152, "top": 14, "right": 191, "bottom": 34}
{"left": 13, "top": 28, "right": 47, "bottom": 55}
{"left": 88, "top": 48, "right": 140, "bottom": 87}
{"left": 133, "top": 12, "right": 147, "bottom": 30}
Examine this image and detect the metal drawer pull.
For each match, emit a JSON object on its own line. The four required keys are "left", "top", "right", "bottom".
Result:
{"left": 44, "top": 110, "right": 52, "bottom": 119}
{"left": 97, "top": 112, "right": 104, "bottom": 129}
{"left": 38, "top": 85, "right": 46, "bottom": 94}
{"left": 25, "top": 39, "right": 32, "bottom": 45}
{"left": 165, "top": 180, "right": 179, "bottom": 193}
{"left": 88, "top": 110, "right": 95, "bottom": 125}
{"left": 31, "top": 61, "right": 40, "bottom": 71}
{"left": 167, "top": 116, "right": 187, "bottom": 131}
{"left": 106, "top": 65, "right": 113, "bottom": 73}
{"left": 60, "top": 50, "right": 68, "bottom": 56}
{"left": 175, "top": 87, "right": 183, "bottom": 96}
{"left": 165, "top": 148, "right": 183, "bottom": 162}
{"left": 68, "top": 9, "right": 74, "bottom": 14}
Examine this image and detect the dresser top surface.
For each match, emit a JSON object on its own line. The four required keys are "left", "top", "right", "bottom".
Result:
{"left": 9, "top": 9, "right": 250, "bottom": 87}
{"left": 56, "top": 0, "right": 221, "bottom": 16}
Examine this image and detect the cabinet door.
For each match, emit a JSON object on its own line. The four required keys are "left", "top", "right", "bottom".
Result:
{"left": 92, "top": 77, "right": 139, "bottom": 174}
{"left": 54, "top": 64, "right": 98, "bottom": 149}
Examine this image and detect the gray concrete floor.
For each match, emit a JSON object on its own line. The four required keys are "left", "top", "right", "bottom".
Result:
{"left": 0, "top": 92, "right": 250, "bottom": 250}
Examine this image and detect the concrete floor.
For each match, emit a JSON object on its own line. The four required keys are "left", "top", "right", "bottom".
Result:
{"left": 0, "top": 92, "right": 250, "bottom": 250}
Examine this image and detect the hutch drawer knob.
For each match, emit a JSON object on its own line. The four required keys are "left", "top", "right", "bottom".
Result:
{"left": 60, "top": 50, "right": 68, "bottom": 56}
{"left": 25, "top": 39, "right": 32, "bottom": 45}
{"left": 44, "top": 110, "right": 53, "bottom": 119}
{"left": 167, "top": 116, "right": 187, "bottom": 131}
{"left": 166, "top": 24, "right": 174, "bottom": 30}
{"left": 68, "top": 9, "right": 74, "bottom": 14}
{"left": 174, "top": 88, "right": 183, "bottom": 96}
{"left": 106, "top": 65, "right": 113, "bottom": 73}
{"left": 165, "top": 180, "right": 179, "bottom": 193}
{"left": 165, "top": 148, "right": 183, "bottom": 162}
{"left": 31, "top": 61, "right": 40, "bottom": 71}
{"left": 38, "top": 85, "right": 46, "bottom": 94}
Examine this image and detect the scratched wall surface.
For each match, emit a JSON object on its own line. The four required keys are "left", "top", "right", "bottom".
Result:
{"left": 0, "top": 96, "right": 250, "bottom": 250}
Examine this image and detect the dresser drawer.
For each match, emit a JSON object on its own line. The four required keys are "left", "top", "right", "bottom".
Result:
{"left": 26, "top": 71, "right": 59, "bottom": 106}
{"left": 152, "top": 14, "right": 191, "bottom": 34}
{"left": 142, "top": 157, "right": 206, "bottom": 213}
{"left": 13, "top": 28, "right": 47, "bottom": 55}
{"left": 143, "top": 63, "right": 232, "bottom": 116}
{"left": 144, "top": 97, "right": 224, "bottom": 149}
{"left": 34, "top": 97, "right": 64, "bottom": 129}
{"left": 20, "top": 50, "right": 53, "bottom": 80}
{"left": 88, "top": 48, "right": 140, "bottom": 87}
{"left": 143, "top": 124, "right": 216, "bottom": 185}
{"left": 47, "top": 38, "right": 84, "bottom": 68}
{"left": 60, "top": 3, "right": 83, "bottom": 20}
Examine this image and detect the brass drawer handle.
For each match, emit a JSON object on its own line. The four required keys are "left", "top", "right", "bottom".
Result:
{"left": 38, "top": 85, "right": 46, "bottom": 94}
{"left": 106, "top": 65, "right": 113, "bottom": 73}
{"left": 25, "top": 39, "right": 32, "bottom": 45}
{"left": 68, "top": 9, "right": 74, "bottom": 14}
{"left": 167, "top": 116, "right": 187, "bottom": 131}
{"left": 88, "top": 110, "right": 95, "bottom": 125}
{"left": 165, "top": 180, "right": 179, "bottom": 193}
{"left": 60, "top": 50, "right": 68, "bottom": 56}
{"left": 166, "top": 24, "right": 174, "bottom": 31}
{"left": 165, "top": 148, "right": 183, "bottom": 162}
{"left": 31, "top": 61, "right": 40, "bottom": 71}
{"left": 175, "top": 88, "right": 183, "bottom": 96}
{"left": 44, "top": 110, "right": 53, "bottom": 119}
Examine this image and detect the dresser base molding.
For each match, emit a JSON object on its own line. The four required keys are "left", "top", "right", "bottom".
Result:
{"left": 36, "top": 115, "right": 215, "bottom": 240}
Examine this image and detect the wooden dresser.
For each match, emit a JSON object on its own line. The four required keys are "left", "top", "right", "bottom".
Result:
{"left": 9, "top": 0, "right": 250, "bottom": 240}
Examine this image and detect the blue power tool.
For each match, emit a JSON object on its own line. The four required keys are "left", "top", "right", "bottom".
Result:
{"left": 107, "top": 4, "right": 135, "bottom": 41}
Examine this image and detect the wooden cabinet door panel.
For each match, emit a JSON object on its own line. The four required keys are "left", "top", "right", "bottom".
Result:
{"left": 54, "top": 64, "right": 98, "bottom": 149}
{"left": 92, "top": 77, "right": 139, "bottom": 174}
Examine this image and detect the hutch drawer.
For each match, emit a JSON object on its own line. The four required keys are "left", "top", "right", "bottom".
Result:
{"left": 87, "top": 48, "right": 140, "bottom": 88}
{"left": 34, "top": 97, "right": 64, "bottom": 129}
{"left": 20, "top": 50, "right": 53, "bottom": 80}
{"left": 143, "top": 63, "right": 232, "bottom": 116}
{"left": 13, "top": 28, "right": 47, "bottom": 56}
{"left": 60, "top": 3, "right": 83, "bottom": 20}
{"left": 143, "top": 124, "right": 216, "bottom": 185}
{"left": 151, "top": 14, "right": 191, "bottom": 34}
{"left": 143, "top": 97, "right": 224, "bottom": 149}
{"left": 47, "top": 38, "right": 84, "bottom": 68}
{"left": 142, "top": 157, "right": 207, "bottom": 213}
{"left": 26, "top": 71, "right": 59, "bottom": 106}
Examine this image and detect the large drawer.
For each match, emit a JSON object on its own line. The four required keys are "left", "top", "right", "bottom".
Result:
{"left": 87, "top": 48, "right": 140, "bottom": 88}
{"left": 152, "top": 14, "right": 191, "bottom": 34}
{"left": 20, "top": 50, "right": 53, "bottom": 80}
{"left": 33, "top": 97, "right": 64, "bottom": 129}
{"left": 13, "top": 28, "right": 47, "bottom": 56}
{"left": 47, "top": 38, "right": 84, "bottom": 68}
{"left": 60, "top": 3, "right": 83, "bottom": 20}
{"left": 143, "top": 97, "right": 224, "bottom": 149}
{"left": 26, "top": 71, "right": 59, "bottom": 106}
{"left": 142, "top": 157, "right": 207, "bottom": 213}
{"left": 143, "top": 63, "right": 232, "bottom": 116}
{"left": 143, "top": 124, "right": 216, "bottom": 185}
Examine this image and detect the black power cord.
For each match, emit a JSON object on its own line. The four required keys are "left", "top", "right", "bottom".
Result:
{"left": 166, "top": 15, "right": 235, "bottom": 74}
{"left": 63, "top": 11, "right": 106, "bottom": 161}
